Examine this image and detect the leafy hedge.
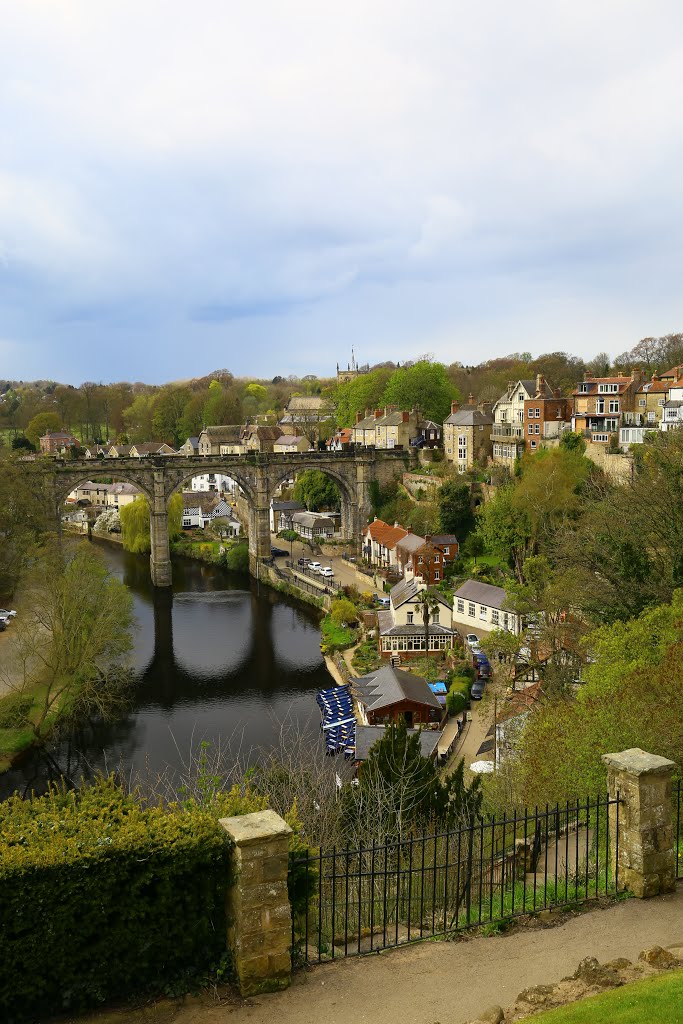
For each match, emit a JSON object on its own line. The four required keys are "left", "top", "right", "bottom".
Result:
{"left": 0, "top": 778, "right": 233, "bottom": 1022}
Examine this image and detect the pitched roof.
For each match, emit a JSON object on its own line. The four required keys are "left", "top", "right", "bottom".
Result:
{"left": 395, "top": 532, "right": 426, "bottom": 555}
{"left": 389, "top": 576, "right": 451, "bottom": 610}
{"left": 354, "top": 725, "right": 440, "bottom": 761}
{"left": 572, "top": 377, "right": 632, "bottom": 396}
{"left": 132, "top": 442, "right": 175, "bottom": 454}
{"left": 274, "top": 435, "right": 307, "bottom": 446}
{"left": 496, "top": 682, "right": 543, "bottom": 723}
{"left": 271, "top": 500, "right": 305, "bottom": 511}
{"left": 292, "top": 511, "right": 334, "bottom": 529}
{"left": 444, "top": 407, "right": 494, "bottom": 426}
{"left": 110, "top": 482, "right": 140, "bottom": 495}
{"left": 182, "top": 490, "right": 218, "bottom": 514}
{"left": 364, "top": 519, "right": 408, "bottom": 549}
{"left": 454, "top": 579, "right": 512, "bottom": 611}
{"left": 243, "top": 424, "right": 282, "bottom": 440}
{"left": 354, "top": 414, "right": 378, "bottom": 430}
{"left": 352, "top": 665, "right": 443, "bottom": 713}
{"left": 637, "top": 380, "right": 669, "bottom": 394}
{"left": 200, "top": 425, "right": 243, "bottom": 443}
{"left": 427, "top": 534, "right": 459, "bottom": 547}
{"left": 285, "top": 396, "right": 334, "bottom": 411}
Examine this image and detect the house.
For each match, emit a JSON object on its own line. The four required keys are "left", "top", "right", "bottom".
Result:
{"left": 412, "top": 419, "right": 442, "bottom": 449}
{"left": 491, "top": 380, "right": 552, "bottom": 467}
{"left": 210, "top": 499, "right": 241, "bottom": 537}
{"left": 661, "top": 400, "right": 683, "bottom": 433}
{"left": 352, "top": 409, "right": 379, "bottom": 447}
{"left": 377, "top": 576, "right": 456, "bottom": 657}
{"left": 82, "top": 444, "right": 108, "bottom": 459}
{"left": 129, "top": 442, "right": 177, "bottom": 457}
{"left": 39, "top": 431, "right": 79, "bottom": 455}
{"left": 452, "top": 579, "right": 521, "bottom": 635}
{"left": 495, "top": 682, "right": 543, "bottom": 765}
{"left": 327, "top": 427, "right": 353, "bottom": 452}
{"left": 182, "top": 490, "right": 218, "bottom": 528}
{"left": 107, "top": 443, "right": 134, "bottom": 458}
{"left": 571, "top": 370, "right": 646, "bottom": 444}
{"left": 105, "top": 482, "right": 141, "bottom": 509}
{"left": 197, "top": 426, "right": 245, "bottom": 456}
{"left": 179, "top": 436, "right": 199, "bottom": 456}
{"left": 395, "top": 532, "right": 426, "bottom": 576}
{"left": 270, "top": 499, "right": 305, "bottom": 532}
{"left": 443, "top": 399, "right": 493, "bottom": 471}
{"left": 353, "top": 725, "right": 440, "bottom": 763}
{"left": 279, "top": 395, "right": 335, "bottom": 442}
{"left": 374, "top": 407, "right": 420, "bottom": 450}
{"left": 189, "top": 472, "right": 235, "bottom": 493}
{"left": 523, "top": 375, "right": 572, "bottom": 454}
{"left": 411, "top": 534, "right": 459, "bottom": 584}
{"left": 291, "top": 510, "right": 336, "bottom": 540}
{"left": 273, "top": 435, "right": 309, "bottom": 454}
{"left": 67, "top": 480, "right": 112, "bottom": 506}
{"left": 241, "top": 424, "right": 282, "bottom": 453}
{"left": 362, "top": 519, "right": 409, "bottom": 570}
{"left": 352, "top": 665, "right": 446, "bottom": 727}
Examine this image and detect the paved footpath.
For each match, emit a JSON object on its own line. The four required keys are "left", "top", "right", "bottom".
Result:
{"left": 72, "top": 887, "right": 683, "bottom": 1024}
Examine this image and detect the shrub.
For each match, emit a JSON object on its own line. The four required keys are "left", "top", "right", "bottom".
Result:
{"left": 330, "top": 598, "right": 358, "bottom": 627}
{"left": 351, "top": 636, "right": 381, "bottom": 674}
{"left": 0, "top": 694, "right": 34, "bottom": 729}
{"left": 446, "top": 689, "right": 467, "bottom": 716}
{"left": 225, "top": 542, "right": 249, "bottom": 572}
{"left": 0, "top": 778, "right": 233, "bottom": 1021}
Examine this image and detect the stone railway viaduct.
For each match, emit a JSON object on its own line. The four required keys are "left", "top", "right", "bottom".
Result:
{"left": 40, "top": 449, "right": 416, "bottom": 586}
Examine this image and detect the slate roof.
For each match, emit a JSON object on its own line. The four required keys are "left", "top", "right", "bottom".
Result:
{"left": 389, "top": 576, "right": 451, "bottom": 610}
{"left": 271, "top": 500, "right": 305, "bottom": 511}
{"left": 427, "top": 534, "right": 459, "bottom": 547}
{"left": 183, "top": 490, "right": 218, "bottom": 514}
{"left": 395, "top": 533, "right": 426, "bottom": 555}
{"left": 285, "top": 396, "right": 334, "bottom": 412}
{"left": 354, "top": 725, "right": 440, "bottom": 761}
{"left": 274, "top": 435, "right": 307, "bottom": 446}
{"left": 352, "top": 665, "right": 443, "bottom": 713}
{"left": 443, "top": 407, "right": 494, "bottom": 426}
{"left": 200, "top": 425, "right": 243, "bottom": 443}
{"left": 292, "top": 511, "right": 334, "bottom": 530}
{"left": 454, "top": 579, "right": 512, "bottom": 611}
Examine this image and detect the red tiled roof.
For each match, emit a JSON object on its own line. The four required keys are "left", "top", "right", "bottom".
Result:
{"left": 364, "top": 519, "right": 409, "bottom": 549}
{"left": 496, "top": 682, "right": 543, "bottom": 723}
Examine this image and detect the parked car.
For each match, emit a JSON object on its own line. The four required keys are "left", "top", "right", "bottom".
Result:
{"left": 270, "top": 546, "right": 288, "bottom": 558}
{"left": 474, "top": 653, "right": 492, "bottom": 679}
{"left": 319, "top": 567, "right": 334, "bottom": 578}
{"left": 466, "top": 633, "right": 480, "bottom": 649}
{"left": 376, "top": 596, "right": 391, "bottom": 609}
{"left": 0, "top": 609, "right": 16, "bottom": 619}
{"left": 297, "top": 557, "right": 311, "bottom": 567}
{"left": 308, "top": 561, "right": 322, "bottom": 574}
{"left": 470, "top": 679, "right": 486, "bottom": 700}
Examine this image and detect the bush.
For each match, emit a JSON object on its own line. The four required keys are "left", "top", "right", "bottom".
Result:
{"left": 225, "top": 542, "right": 249, "bottom": 572}
{"left": 0, "top": 694, "right": 34, "bottom": 729}
{"left": 330, "top": 598, "right": 358, "bottom": 627}
{"left": 0, "top": 777, "right": 234, "bottom": 1021}
{"left": 320, "top": 615, "right": 357, "bottom": 653}
{"left": 351, "top": 636, "right": 381, "bottom": 674}
{"left": 446, "top": 689, "right": 467, "bottom": 716}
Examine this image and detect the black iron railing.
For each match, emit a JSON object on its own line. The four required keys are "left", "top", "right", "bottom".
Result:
{"left": 676, "top": 780, "right": 682, "bottom": 880}
{"left": 291, "top": 794, "right": 620, "bottom": 963}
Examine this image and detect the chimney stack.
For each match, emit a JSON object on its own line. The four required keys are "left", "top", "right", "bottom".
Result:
{"left": 468, "top": 392, "right": 475, "bottom": 405}
{"left": 536, "top": 373, "right": 545, "bottom": 396}
{"left": 356, "top": 410, "right": 363, "bottom": 424}
{"left": 451, "top": 400, "right": 460, "bottom": 414}
{"left": 402, "top": 411, "right": 409, "bottom": 422}
{"left": 554, "top": 387, "right": 561, "bottom": 399}
{"left": 375, "top": 408, "right": 382, "bottom": 419}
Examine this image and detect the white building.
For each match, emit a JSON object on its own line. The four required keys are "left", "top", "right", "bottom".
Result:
{"left": 189, "top": 473, "right": 237, "bottom": 494}
{"left": 452, "top": 580, "right": 521, "bottom": 635}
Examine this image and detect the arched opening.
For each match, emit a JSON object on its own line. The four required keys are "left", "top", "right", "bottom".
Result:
{"left": 55, "top": 471, "right": 154, "bottom": 539}
{"left": 268, "top": 465, "right": 356, "bottom": 553}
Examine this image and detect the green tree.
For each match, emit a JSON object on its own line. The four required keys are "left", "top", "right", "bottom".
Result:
{"left": 226, "top": 542, "right": 249, "bottom": 572}
{"left": 277, "top": 528, "right": 299, "bottom": 560}
{"left": 292, "top": 470, "right": 341, "bottom": 511}
{"left": 25, "top": 411, "right": 62, "bottom": 448}
{"left": 332, "top": 368, "right": 393, "bottom": 427}
{"left": 461, "top": 532, "right": 485, "bottom": 564}
{"left": 151, "top": 386, "right": 191, "bottom": 446}
{"left": 330, "top": 598, "right": 358, "bottom": 627}
{"left": 382, "top": 360, "right": 458, "bottom": 423}
{"left": 120, "top": 494, "right": 183, "bottom": 554}
{"left": 559, "top": 430, "right": 586, "bottom": 454}
{"left": 0, "top": 543, "right": 134, "bottom": 741}
{"left": 0, "top": 450, "right": 52, "bottom": 597}
{"left": 438, "top": 480, "right": 474, "bottom": 537}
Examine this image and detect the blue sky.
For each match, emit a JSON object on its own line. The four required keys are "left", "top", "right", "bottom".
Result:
{"left": 1, "top": 1, "right": 683, "bottom": 385}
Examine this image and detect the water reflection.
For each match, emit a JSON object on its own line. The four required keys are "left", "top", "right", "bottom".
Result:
{"left": 0, "top": 541, "right": 330, "bottom": 798}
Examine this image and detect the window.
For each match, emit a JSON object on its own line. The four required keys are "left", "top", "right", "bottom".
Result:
{"left": 592, "top": 433, "right": 609, "bottom": 442}
{"left": 491, "top": 609, "right": 500, "bottom": 626}
{"left": 528, "top": 423, "right": 534, "bottom": 434}
{"left": 609, "top": 400, "right": 619, "bottom": 413}
{"left": 579, "top": 383, "right": 589, "bottom": 393}
{"left": 443, "top": 546, "right": 449, "bottom": 555}
{"left": 534, "top": 423, "right": 540, "bottom": 434}
{"left": 468, "top": 602, "right": 476, "bottom": 617}
{"left": 407, "top": 612, "right": 413, "bottom": 624}
{"left": 434, "top": 553, "right": 440, "bottom": 562}
{"left": 479, "top": 605, "right": 487, "bottom": 620}
{"left": 598, "top": 383, "right": 619, "bottom": 393}
{"left": 447, "top": 447, "right": 452, "bottom": 454}
{"left": 639, "top": 398, "right": 646, "bottom": 407}
{"left": 458, "top": 447, "right": 467, "bottom": 460}
{"left": 432, "top": 610, "right": 439, "bottom": 623}
{"left": 458, "top": 435, "right": 467, "bottom": 446}
{"left": 530, "top": 440, "right": 537, "bottom": 449}
{"left": 659, "top": 398, "right": 666, "bottom": 407}
{"left": 457, "top": 599, "right": 464, "bottom": 613}
{"left": 596, "top": 399, "right": 605, "bottom": 414}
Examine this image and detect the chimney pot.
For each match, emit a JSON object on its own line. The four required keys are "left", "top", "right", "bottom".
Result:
{"left": 375, "top": 408, "right": 382, "bottom": 419}
{"left": 356, "top": 410, "right": 362, "bottom": 423}
{"left": 451, "top": 400, "right": 459, "bottom": 414}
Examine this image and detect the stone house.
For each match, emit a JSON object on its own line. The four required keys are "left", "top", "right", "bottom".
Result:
{"left": 105, "top": 482, "right": 142, "bottom": 509}
{"left": 270, "top": 499, "right": 305, "bottom": 532}
{"left": 273, "top": 435, "right": 309, "bottom": 453}
{"left": 241, "top": 424, "right": 282, "bottom": 453}
{"left": 352, "top": 665, "right": 446, "bottom": 727}
{"left": 178, "top": 436, "right": 199, "bottom": 456}
{"left": 491, "top": 380, "right": 551, "bottom": 468}
{"left": 129, "top": 442, "right": 177, "bottom": 457}
{"left": 571, "top": 370, "right": 646, "bottom": 445}
{"left": 106, "top": 443, "right": 134, "bottom": 458}
{"left": 443, "top": 399, "right": 493, "bottom": 471}
{"left": 452, "top": 579, "right": 521, "bottom": 636}
{"left": 197, "top": 426, "right": 245, "bottom": 456}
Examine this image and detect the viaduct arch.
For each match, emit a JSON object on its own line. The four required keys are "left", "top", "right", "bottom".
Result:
{"left": 42, "top": 449, "right": 416, "bottom": 587}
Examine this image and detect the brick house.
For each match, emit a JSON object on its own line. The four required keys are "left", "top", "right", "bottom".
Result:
{"left": 362, "top": 519, "right": 409, "bottom": 569}
{"left": 571, "top": 370, "right": 646, "bottom": 444}
{"left": 412, "top": 534, "right": 459, "bottom": 584}
{"left": 523, "top": 374, "right": 572, "bottom": 455}
{"left": 39, "top": 431, "right": 79, "bottom": 455}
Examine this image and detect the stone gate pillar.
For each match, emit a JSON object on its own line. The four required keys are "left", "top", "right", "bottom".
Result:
{"left": 219, "top": 809, "right": 293, "bottom": 997}
{"left": 149, "top": 469, "right": 172, "bottom": 587}
{"left": 602, "top": 748, "right": 677, "bottom": 898}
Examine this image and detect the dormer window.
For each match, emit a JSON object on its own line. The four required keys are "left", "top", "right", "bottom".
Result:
{"left": 579, "top": 383, "right": 589, "bottom": 393}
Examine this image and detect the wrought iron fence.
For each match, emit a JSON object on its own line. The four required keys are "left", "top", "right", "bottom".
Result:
{"left": 291, "top": 794, "right": 620, "bottom": 964}
{"left": 675, "top": 780, "right": 682, "bottom": 880}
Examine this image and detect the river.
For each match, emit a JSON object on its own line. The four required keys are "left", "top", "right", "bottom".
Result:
{"left": 0, "top": 540, "right": 331, "bottom": 798}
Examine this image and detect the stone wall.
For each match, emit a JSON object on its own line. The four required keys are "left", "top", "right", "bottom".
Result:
{"left": 584, "top": 442, "right": 634, "bottom": 483}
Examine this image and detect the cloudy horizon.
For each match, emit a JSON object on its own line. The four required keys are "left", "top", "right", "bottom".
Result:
{"left": 2, "top": 1, "right": 683, "bottom": 385}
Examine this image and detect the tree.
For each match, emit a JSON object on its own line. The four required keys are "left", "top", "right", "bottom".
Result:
{"left": 438, "top": 480, "right": 474, "bottom": 537}
{"left": 25, "top": 412, "right": 61, "bottom": 448}
{"left": 330, "top": 598, "right": 358, "bottom": 628}
{"left": 382, "top": 360, "right": 457, "bottom": 423}
{"left": 277, "top": 528, "right": 299, "bottom": 560}
{"left": 0, "top": 543, "right": 134, "bottom": 741}
{"left": 11, "top": 436, "right": 35, "bottom": 452}
{"left": 559, "top": 431, "right": 586, "bottom": 454}
{"left": 415, "top": 589, "right": 441, "bottom": 656}
{"left": 120, "top": 494, "right": 183, "bottom": 554}
{"left": 332, "top": 368, "right": 393, "bottom": 427}
{"left": 461, "top": 533, "right": 485, "bottom": 564}
{"left": 226, "top": 542, "right": 249, "bottom": 572}
{"left": 292, "top": 470, "right": 341, "bottom": 512}
{"left": 0, "top": 450, "right": 52, "bottom": 597}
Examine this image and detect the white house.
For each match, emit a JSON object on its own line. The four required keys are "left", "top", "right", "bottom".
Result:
{"left": 377, "top": 576, "right": 456, "bottom": 657}
{"left": 189, "top": 472, "right": 236, "bottom": 494}
{"left": 291, "top": 510, "right": 337, "bottom": 540}
{"left": 452, "top": 580, "right": 521, "bottom": 635}
{"left": 270, "top": 499, "right": 305, "bottom": 532}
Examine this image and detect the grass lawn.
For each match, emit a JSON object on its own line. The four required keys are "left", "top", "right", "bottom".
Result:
{"left": 320, "top": 616, "right": 357, "bottom": 652}
{"left": 533, "top": 970, "right": 683, "bottom": 1023}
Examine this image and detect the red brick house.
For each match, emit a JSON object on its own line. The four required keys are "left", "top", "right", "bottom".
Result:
{"left": 352, "top": 665, "right": 445, "bottom": 728}
{"left": 39, "top": 431, "right": 79, "bottom": 455}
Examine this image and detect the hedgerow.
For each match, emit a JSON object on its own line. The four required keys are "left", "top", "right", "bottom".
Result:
{"left": 0, "top": 778, "right": 235, "bottom": 1022}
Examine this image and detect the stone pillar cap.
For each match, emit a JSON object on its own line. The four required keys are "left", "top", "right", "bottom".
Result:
{"left": 219, "top": 809, "right": 292, "bottom": 846}
{"left": 602, "top": 748, "right": 676, "bottom": 776}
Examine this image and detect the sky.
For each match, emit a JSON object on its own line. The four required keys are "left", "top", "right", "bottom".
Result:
{"left": 1, "top": 1, "right": 683, "bottom": 385}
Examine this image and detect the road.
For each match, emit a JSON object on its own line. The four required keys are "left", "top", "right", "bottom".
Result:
{"left": 269, "top": 533, "right": 384, "bottom": 598}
